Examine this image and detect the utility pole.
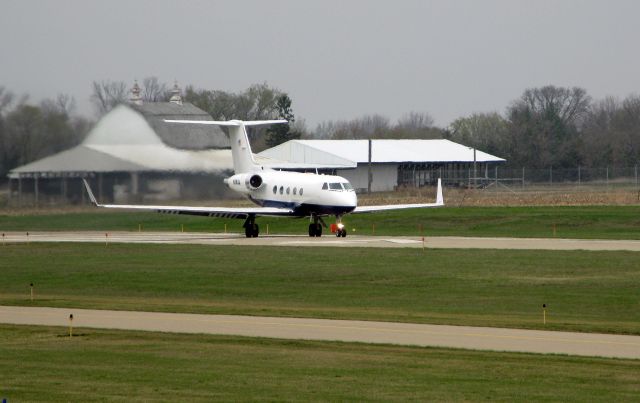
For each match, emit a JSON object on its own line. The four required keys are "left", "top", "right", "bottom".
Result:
{"left": 473, "top": 148, "right": 477, "bottom": 189}
{"left": 368, "top": 139, "right": 372, "bottom": 194}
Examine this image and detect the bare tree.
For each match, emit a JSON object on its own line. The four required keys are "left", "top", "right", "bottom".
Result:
{"left": 448, "top": 112, "right": 508, "bottom": 154}
{"left": 0, "top": 86, "right": 15, "bottom": 116}
{"left": 184, "top": 83, "right": 285, "bottom": 121}
{"left": 91, "top": 80, "right": 128, "bottom": 116}
{"left": 515, "top": 86, "right": 591, "bottom": 127}
{"left": 40, "top": 93, "right": 76, "bottom": 116}
{"left": 314, "top": 113, "right": 443, "bottom": 140}
{"left": 142, "top": 77, "right": 169, "bottom": 102}
{"left": 397, "top": 111, "right": 434, "bottom": 130}
{"left": 507, "top": 86, "right": 591, "bottom": 168}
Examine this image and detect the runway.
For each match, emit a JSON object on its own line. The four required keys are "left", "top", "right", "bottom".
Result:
{"left": 1, "top": 306, "right": 639, "bottom": 359}
{"left": 3, "top": 231, "right": 640, "bottom": 251}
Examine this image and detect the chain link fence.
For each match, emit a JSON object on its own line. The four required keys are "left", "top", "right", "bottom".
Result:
{"left": 458, "top": 165, "right": 640, "bottom": 191}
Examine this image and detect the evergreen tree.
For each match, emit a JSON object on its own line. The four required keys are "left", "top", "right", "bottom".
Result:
{"left": 265, "top": 94, "right": 300, "bottom": 148}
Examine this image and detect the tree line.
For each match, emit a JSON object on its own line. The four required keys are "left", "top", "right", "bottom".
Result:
{"left": 449, "top": 87, "right": 640, "bottom": 169}
{"left": 1, "top": 81, "right": 639, "bottom": 182}
{"left": 313, "top": 86, "right": 640, "bottom": 169}
{"left": 0, "top": 87, "right": 91, "bottom": 180}
{"left": 0, "top": 79, "right": 302, "bottom": 180}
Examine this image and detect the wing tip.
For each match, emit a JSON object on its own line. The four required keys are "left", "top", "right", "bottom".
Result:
{"left": 436, "top": 178, "right": 444, "bottom": 206}
{"left": 82, "top": 179, "right": 99, "bottom": 206}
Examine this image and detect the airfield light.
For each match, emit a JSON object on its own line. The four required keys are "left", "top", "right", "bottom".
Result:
{"left": 30, "top": 283, "right": 34, "bottom": 301}
{"left": 69, "top": 314, "right": 74, "bottom": 338}
{"left": 542, "top": 304, "right": 547, "bottom": 325}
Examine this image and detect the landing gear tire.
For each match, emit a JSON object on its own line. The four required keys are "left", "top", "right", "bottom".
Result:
{"left": 335, "top": 229, "right": 347, "bottom": 238}
{"left": 245, "top": 223, "right": 259, "bottom": 238}
{"left": 308, "top": 223, "right": 322, "bottom": 237}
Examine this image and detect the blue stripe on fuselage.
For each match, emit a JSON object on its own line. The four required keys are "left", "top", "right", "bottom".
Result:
{"left": 249, "top": 197, "right": 355, "bottom": 216}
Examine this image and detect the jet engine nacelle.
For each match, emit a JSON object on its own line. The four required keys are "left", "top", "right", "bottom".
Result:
{"left": 246, "top": 174, "right": 263, "bottom": 190}
{"left": 224, "top": 173, "right": 264, "bottom": 194}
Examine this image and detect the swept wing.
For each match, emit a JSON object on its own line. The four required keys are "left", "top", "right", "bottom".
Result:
{"left": 82, "top": 179, "right": 294, "bottom": 219}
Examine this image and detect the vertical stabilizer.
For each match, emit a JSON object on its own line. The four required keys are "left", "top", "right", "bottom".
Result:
{"left": 227, "top": 122, "right": 258, "bottom": 174}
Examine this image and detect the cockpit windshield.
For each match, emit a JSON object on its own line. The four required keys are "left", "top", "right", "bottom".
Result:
{"left": 342, "top": 182, "right": 353, "bottom": 190}
{"left": 329, "top": 183, "right": 343, "bottom": 190}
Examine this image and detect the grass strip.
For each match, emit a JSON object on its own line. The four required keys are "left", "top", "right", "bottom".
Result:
{"left": 2, "top": 243, "right": 639, "bottom": 334}
{"left": 3, "top": 205, "right": 640, "bottom": 239}
{"left": 1, "top": 324, "right": 638, "bottom": 402}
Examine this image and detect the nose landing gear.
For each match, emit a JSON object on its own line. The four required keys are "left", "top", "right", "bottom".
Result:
{"left": 335, "top": 216, "right": 347, "bottom": 238}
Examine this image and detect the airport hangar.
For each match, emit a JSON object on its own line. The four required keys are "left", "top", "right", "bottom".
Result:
{"left": 258, "top": 139, "right": 505, "bottom": 192}
{"left": 7, "top": 85, "right": 504, "bottom": 205}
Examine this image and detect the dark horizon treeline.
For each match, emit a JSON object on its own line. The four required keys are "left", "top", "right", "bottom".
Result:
{"left": 1, "top": 80, "right": 639, "bottom": 182}
{"left": 316, "top": 86, "right": 640, "bottom": 170}
{"left": 0, "top": 88, "right": 91, "bottom": 180}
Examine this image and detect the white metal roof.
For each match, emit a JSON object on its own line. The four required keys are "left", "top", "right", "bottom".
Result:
{"left": 259, "top": 139, "right": 505, "bottom": 165}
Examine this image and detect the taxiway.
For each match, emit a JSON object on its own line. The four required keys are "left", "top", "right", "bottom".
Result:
{"left": 3, "top": 231, "right": 640, "bottom": 251}
{"left": 1, "top": 306, "right": 639, "bottom": 359}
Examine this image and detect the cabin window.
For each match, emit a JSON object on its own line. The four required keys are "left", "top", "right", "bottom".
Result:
{"left": 343, "top": 182, "right": 354, "bottom": 190}
{"left": 329, "top": 183, "right": 343, "bottom": 190}
{"left": 279, "top": 186, "right": 284, "bottom": 195}
{"left": 293, "top": 187, "right": 297, "bottom": 195}
{"left": 322, "top": 183, "right": 328, "bottom": 190}
{"left": 273, "top": 185, "right": 277, "bottom": 194}
{"left": 286, "top": 187, "right": 290, "bottom": 195}
{"left": 300, "top": 188, "right": 304, "bottom": 196}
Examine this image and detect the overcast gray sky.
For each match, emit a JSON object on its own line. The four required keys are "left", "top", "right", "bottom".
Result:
{"left": 1, "top": 0, "right": 639, "bottom": 128}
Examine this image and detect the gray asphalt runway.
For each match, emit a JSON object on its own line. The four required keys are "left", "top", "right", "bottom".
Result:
{"left": 2, "top": 306, "right": 639, "bottom": 359}
{"left": 3, "top": 231, "right": 640, "bottom": 251}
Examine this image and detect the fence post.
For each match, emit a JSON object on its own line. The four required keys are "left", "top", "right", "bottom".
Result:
{"left": 494, "top": 165, "right": 498, "bottom": 190}
{"left": 522, "top": 167, "right": 525, "bottom": 189}
{"left": 578, "top": 166, "right": 581, "bottom": 187}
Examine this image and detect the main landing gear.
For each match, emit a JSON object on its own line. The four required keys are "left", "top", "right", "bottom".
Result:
{"left": 308, "top": 223, "right": 322, "bottom": 237}
{"left": 243, "top": 214, "right": 259, "bottom": 238}
{"left": 308, "top": 214, "right": 324, "bottom": 237}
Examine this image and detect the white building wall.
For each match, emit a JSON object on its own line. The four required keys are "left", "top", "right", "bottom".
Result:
{"left": 337, "top": 164, "right": 398, "bottom": 192}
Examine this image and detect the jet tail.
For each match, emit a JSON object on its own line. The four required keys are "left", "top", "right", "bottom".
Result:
{"left": 165, "top": 119, "right": 287, "bottom": 174}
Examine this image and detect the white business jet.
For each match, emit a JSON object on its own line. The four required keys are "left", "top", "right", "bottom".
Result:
{"left": 83, "top": 120, "right": 443, "bottom": 238}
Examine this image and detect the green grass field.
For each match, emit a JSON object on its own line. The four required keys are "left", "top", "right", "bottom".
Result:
{"left": 3, "top": 243, "right": 639, "bottom": 334}
{"left": 3, "top": 205, "right": 640, "bottom": 238}
{"left": 1, "top": 325, "right": 638, "bottom": 402}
